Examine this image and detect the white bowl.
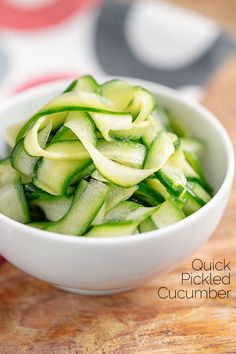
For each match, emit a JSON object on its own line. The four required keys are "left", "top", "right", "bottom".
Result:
{"left": 0, "top": 78, "right": 234, "bottom": 295}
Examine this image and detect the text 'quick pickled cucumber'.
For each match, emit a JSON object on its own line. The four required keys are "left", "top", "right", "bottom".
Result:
{"left": 0, "top": 75, "right": 212, "bottom": 237}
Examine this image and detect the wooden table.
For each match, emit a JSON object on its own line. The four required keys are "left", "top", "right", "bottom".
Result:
{"left": 1, "top": 5, "right": 236, "bottom": 354}
{"left": 170, "top": 0, "right": 236, "bottom": 34}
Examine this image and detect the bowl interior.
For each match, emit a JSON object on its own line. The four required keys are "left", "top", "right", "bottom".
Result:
{"left": 0, "top": 79, "right": 231, "bottom": 195}
{"left": 154, "top": 91, "right": 228, "bottom": 193}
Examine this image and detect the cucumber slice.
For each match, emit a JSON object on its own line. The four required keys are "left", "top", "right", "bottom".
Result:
{"left": 30, "top": 195, "right": 72, "bottom": 222}
{"left": 139, "top": 217, "right": 156, "bottom": 233}
{"left": 86, "top": 221, "right": 139, "bottom": 237}
{"left": 45, "top": 180, "right": 109, "bottom": 235}
{"left": 33, "top": 178, "right": 61, "bottom": 195}
{"left": 183, "top": 180, "right": 211, "bottom": 216}
{"left": 105, "top": 185, "right": 138, "bottom": 212}
{"left": 87, "top": 205, "right": 157, "bottom": 237}
{"left": 35, "top": 158, "right": 91, "bottom": 195}
{"left": 0, "top": 180, "right": 29, "bottom": 223}
{"left": 89, "top": 112, "right": 132, "bottom": 141}
{"left": 97, "top": 140, "right": 146, "bottom": 169}
{"left": 5, "top": 122, "right": 24, "bottom": 148}
{"left": 168, "top": 147, "right": 185, "bottom": 170}
{"left": 64, "top": 76, "right": 100, "bottom": 94}
{"left": 64, "top": 75, "right": 100, "bottom": 94}
{"left": 102, "top": 80, "right": 155, "bottom": 122}
{"left": 151, "top": 198, "right": 185, "bottom": 229}
{"left": 27, "top": 221, "right": 50, "bottom": 229}
{"left": 142, "top": 114, "right": 163, "bottom": 146}
{"left": 126, "top": 205, "right": 158, "bottom": 222}
{"left": 156, "top": 165, "right": 186, "bottom": 197}
{"left": 49, "top": 112, "right": 69, "bottom": 131}
{"left": 28, "top": 133, "right": 146, "bottom": 168}
{"left": 92, "top": 203, "right": 106, "bottom": 225}
{"left": 50, "top": 126, "right": 77, "bottom": 143}
{"left": 133, "top": 182, "right": 164, "bottom": 206}
{"left": 128, "top": 88, "right": 155, "bottom": 123}
{"left": 65, "top": 112, "right": 158, "bottom": 187}
{"left": 188, "top": 181, "right": 211, "bottom": 205}
{"left": 71, "top": 163, "right": 95, "bottom": 183}
{"left": 144, "top": 131, "right": 176, "bottom": 170}
{"left": 101, "top": 79, "right": 134, "bottom": 110}
{"left": 11, "top": 122, "right": 52, "bottom": 177}
{"left": 111, "top": 121, "right": 149, "bottom": 140}
{"left": 133, "top": 228, "right": 139, "bottom": 235}
{"left": 81, "top": 140, "right": 155, "bottom": 187}
{"left": 42, "top": 92, "right": 115, "bottom": 115}
{"left": 184, "top": 152, "right": 204, "bottom": 178}
{"left": 21, "top": 111, "right": 67, "bottom": 139}
{"left": 183, "top": 191, "right": 202, "bottom": 216}
{"left": 104, "top": 201, "right": 140, "bottom": 222}
{"left": 183, "top": 160, "right": 201, "bottom": 180}
{"left": 16, "top": 91, "right": 119, "bottom": 142}
{"left": 146, "top": 178, "right": 170, "bottom": 200}
{"left": 63, "top": 79, "right": 78, "bottom": 93}
{"left": 1, "top": 158, "right": 30, "bottom": 185}
{"left": 75, "top": 75, "right": 100, "bottom": 94}
{"left": 43, "top": 141, "right": 90, "bottom": 160}
{"left": 23, "top": 113, "right": 93, "bottom": 159}
{"left": 91, "top": 170, "right": 109, "bottom": 182}
{"left": 184, "top": 151, "right": 212, "bottom": 193}
{"left": 180, "top": 137, "right": 205, "bottom": 158}
{"left": 24, "top": 183, "right": 50, "bottom": 200}
{"left": 168, "top": 111, "right": 191, "bottom": 137}
{"left": 0, "top": 158, "right": 19, "bottom": 186}
{"left": 27, "top": 135, "right": 146, "bottom": 167}
{"left": 154, "top": 105, "right": 171, "bottom": 130}
{"left": 68, "top": 112, "right": 97, "bottom": 147}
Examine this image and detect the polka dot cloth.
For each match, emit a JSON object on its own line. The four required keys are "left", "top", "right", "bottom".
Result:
{"left": 0, "top": 0, "right": 98, "bottom": 30}
{"left": 0, "top": 0, "right": 235, "bottom": 99}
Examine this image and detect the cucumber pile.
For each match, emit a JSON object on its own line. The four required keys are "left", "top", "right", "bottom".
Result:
{"left": 0, "top": 76, "right": 212, "bottom": 237}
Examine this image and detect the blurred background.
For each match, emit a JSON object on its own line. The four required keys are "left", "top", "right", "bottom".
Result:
{"left": 0, "top": 0, "right": 235, "bottom": 101}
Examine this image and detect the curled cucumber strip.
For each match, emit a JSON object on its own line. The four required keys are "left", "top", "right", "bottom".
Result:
{"left": 5, "top": 122, "right": 24, "bottom": 148}
{"left": 126, "top": 206, "right": 158, "bottom": 222}
{"left": 102, "top": 80, "right": 155, "bottom": 123}
{"left": 144, "top": 131, "right": 176, "bottom": 169}
{"left": 86, "top": 205, "right": 158, "bottom": 237}
{"left": 131, "top": 89, "right": 155, "bottom": 123}
{"left": 24, "top": 116, "right": 57, "bottom": 159}
{"left": 16, "top": 91, "right": 121, "bottom": 142}
{"left": 24, "top": 115, "right": 90, "bottom": 160}
{"left": 89, "top": 112, "right": 133, "bottom": 141}
{"left": 111, "top": 120, "right": 149, "bottom": 140}
{"left": 24, "top": 122, "right": 146, "bottom": 164}
{"left": 65, "top": 112, "right": 159, "bottom": 187}
{"left": 42, "top": 91, "right": 116, "bottom": 113}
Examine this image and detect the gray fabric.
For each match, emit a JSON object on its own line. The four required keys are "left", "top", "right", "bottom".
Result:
{"left": 95, "top": 0, "right": 236, "bottom": 88}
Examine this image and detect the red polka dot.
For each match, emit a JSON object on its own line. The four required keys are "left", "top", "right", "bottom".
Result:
{"left": 0, "top": 0, "right": 100, "bottom": 30}
{"left": 13, "top": 73, "right": 78, "bottom": 93}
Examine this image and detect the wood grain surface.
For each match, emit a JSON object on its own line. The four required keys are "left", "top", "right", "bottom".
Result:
{"left": 1, "top": 4, "right": 236, "bottom": 354}
{"left": 170, "top": 0, "right": 236, "bottom": 34}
